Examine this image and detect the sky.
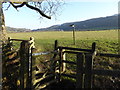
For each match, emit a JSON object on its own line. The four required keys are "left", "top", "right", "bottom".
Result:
{"left": 3, "top": 0, "right": 120, "bottom": 30}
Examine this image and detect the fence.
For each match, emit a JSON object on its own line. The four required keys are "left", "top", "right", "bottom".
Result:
{"left": 56, "top": 40, "right": 120, "bottom": 88}
{"left": 32, "top": 40, "right": 120, "bottom": 89}
{"left": 3, "top": 38, "right": 120, "bottom": 89}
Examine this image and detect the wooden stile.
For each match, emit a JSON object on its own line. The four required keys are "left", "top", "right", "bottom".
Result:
{"left": 10, "top": 39, "right": 120, "bottom": 89}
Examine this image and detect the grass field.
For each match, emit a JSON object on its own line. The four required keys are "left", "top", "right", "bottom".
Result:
{"left": 8, "top": 30, "right": 119, "bottom": 53}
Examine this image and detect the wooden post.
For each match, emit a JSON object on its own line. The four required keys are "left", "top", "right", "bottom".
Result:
{"left": 54, "top": 40, "right": 58, "bottom": 50}
{"left": 28, "top": 47, "right": 33, "bottom": 90}
{"left": 58, "top": 47, "right": 62, "bottom": 82}
{"left": 24, "top": 41, "right": 30, "bottom": 89}
{"left": 70, "top": 24, "right": 76, "bottom": 45}
{"left": 62, "top": 49, "right": 66, "bottom": 73}
{"left": 59, "top": 48, "right": 66, "bottom": 73}
{"left": 26, "top": 37, "right": 35, "bottom": 89}
{"left": 84, "top": 53, "right": 93, "bottom": 88}
{"left": 92, "top": 42, "right": 96, "bottom": 53}
{"left": 19, "top": 41, "right": 30, "bottom": 89}
{"left": 28, "top": 37, "right": 35, "bottom": 89}
{"left": 76, "top": 53, "right": 84, "bottom": 88}
{"left": 8, "top": 37, "right": 13, "bottom": 50}
{"left": 73, "top": 26, "right": 75, "bottom": 45}
{"left": 84, "top": 43, "right": 96, "bottom": 88}
{"left": 51, "top": 40, "right": 58, "bottom": 72}
{"left": 19, "top": 41, "right": 26, "bottom": 89}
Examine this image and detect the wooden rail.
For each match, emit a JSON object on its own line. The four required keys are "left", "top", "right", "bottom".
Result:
{"left": 8, "top": 37, "right": 31, "bottom": 42}
{"left": 58, "top": 46, "right": 92, "bottom": 52}
{"left": 62, "top": 60, "right": 76, "bottom": 65}
{"left": 97, "top": 53, "right": 120, "bottom": 58}
{"left": 93, "top": 69, "right": 120, "bottom": 77}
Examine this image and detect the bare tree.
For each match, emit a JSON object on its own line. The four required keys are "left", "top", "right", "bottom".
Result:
{"left": 1, "top": 0, "right": 64, "bottom": 43}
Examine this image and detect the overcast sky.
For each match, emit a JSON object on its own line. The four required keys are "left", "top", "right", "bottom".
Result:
{"left": 3, "top": 0, "right": 120, "bottom": 29}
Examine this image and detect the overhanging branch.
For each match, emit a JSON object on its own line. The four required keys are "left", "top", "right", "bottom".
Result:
{"left": 10, "top": 2, "right": 26, "bottom": 10}
{"left": 10, "top": 2, "right": 51, "bottom": 19}
{"left": 25, "top": 3, "right": 51, "bottom": 19}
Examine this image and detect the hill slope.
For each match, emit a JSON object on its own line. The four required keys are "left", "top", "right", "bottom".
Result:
{"left": 34, "top": 14, "right": 118, "bottom": 31}
{"left": 6, "top": 26, "right": 31, "bottom": 32}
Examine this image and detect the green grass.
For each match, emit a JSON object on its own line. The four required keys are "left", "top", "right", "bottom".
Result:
{"left": 8, "top": 30, "right": 118, "bottom": 40}
{"left": 8, "top": 30, "right": 118, "bottom": 53}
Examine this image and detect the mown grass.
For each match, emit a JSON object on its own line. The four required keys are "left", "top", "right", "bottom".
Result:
{"left": 8, "top": 30, "right": 118, "bottom": 53}
{"left": 7, "top": 30, "right": 120, "bottom": 88}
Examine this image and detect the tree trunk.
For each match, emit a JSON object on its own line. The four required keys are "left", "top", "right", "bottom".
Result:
{"left": 0, "top": 3, "right": 7, "bottom": 44}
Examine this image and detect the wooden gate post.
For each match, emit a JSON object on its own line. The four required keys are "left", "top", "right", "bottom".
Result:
{"left": 28, "top": 37, "right": 35, "bottom": 89}
{"left": 58, "top": 46, "right": 66, "bottom": 82}
{"left": 76, "top": 53, "right": 84, "bottom": 88}
{"left": 52, "top": 40, "right": 58, "bottom": 72}
{"left": 19, "top": 41, "right": 30, "bottom": 89}
{"left": 62, "top": 49, "right": 66, "bottom": 73}
{"left": 59, "top": 48, "right": 66, "bottom": 73}
{"left": 84, "top": 53, "right": 93, "bottom": 88}
{"left": 84, "top": 42, "right": 96, "bottom": 88}
{"left": 49, "top": 40, "right": 58, "bottom": 74}
{"left": 58, "top": 47, "right": 62, "bottom": 82}
{"left": 19, "top": 41, "right": 26, "bottom": 89}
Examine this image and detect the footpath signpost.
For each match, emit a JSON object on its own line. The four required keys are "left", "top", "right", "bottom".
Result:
{"left": 70, "top": 24, "right": 76, "bottom": 45}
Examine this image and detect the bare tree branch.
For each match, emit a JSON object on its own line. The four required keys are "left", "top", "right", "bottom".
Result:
{"left": 10, "top": 2, "right": 51, "bottom": 19}
{"left": 25, "top": 2, "right": 51, "bottom": 19}
{"left": 5, "top": 3, "right": 11, "bottom": 11}
{"left": 10, "top": 2, "right": 26, "bottom": 10}
{"left": 5, "top": 1, "right": 64, "bottom": 20}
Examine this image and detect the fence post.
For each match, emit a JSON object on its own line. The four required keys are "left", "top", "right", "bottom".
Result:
{"left": 58, "top": 47, "right": 62, "bottom": 82}
{"left": 25, "top": 41, "right": 30, "bottom": 89}
{"left": 51, "top": 40, "right": 58, "bottom": 73}
{"left": 76, "top": 53, "right": 84, "bottom": 88}
{"left": 28, "top": 47, "right": 33, "bottom": 90}
{"left": 19, "top": 41, "right": 30, "bottom": 89}
{"left": 8, "top": 37, "right": 13, "bottom": 50}
{"left": 54, "top": 40, "right": 58, "bottom": 50}
{"left": 84, "top": 42, "right": 96, "bottom": 88}
{"left": 59, "top": 48, "right": 66, "bottom": 73}
{"left": 92, "top": 42, "right": 96, "bottom": 53}
{"left": 19, "top": 41, "right": 26, "bottom": 89}
{"left": 62, "top": 49, "right": 66, "bottom": 73}
{"left": 28, "top": 37, "right": 35, "bottom": 89}
{"left": 84, "top": 53, "right": 93, "bottom": 88}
